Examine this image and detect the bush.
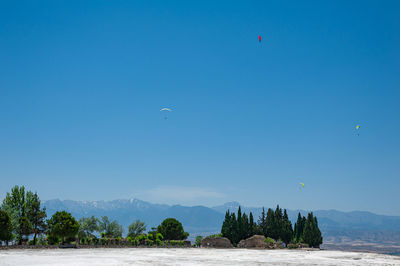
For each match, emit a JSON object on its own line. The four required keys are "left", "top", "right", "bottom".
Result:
{"left": 178, "top": 240, "right": 184, "bottom": 246}
{"left": 100, "top": 237, "right": 110, "bottom": 245}
{"left": 264, "top": 237, "right": 275, "bottom": 246}
{"left": 146, "top": 239, "right": 154, "bottom": 246}
{"left": 115, "top": 237, "right": 121, "bottom": 245}
{"left": 28, "top": 239, "right": 35, "bottom": 246}
{"left": 156, "top": 233, "right": 163, "bottom": 241}
{"left": 156, "top": 239, "right": 163, "bottom": 246}
{"left": 287, "top": 243, "right": 298, "bottom": 249}
{"left": 47, "top": 234, "right": 60, "bottom": 245}
{"left": 170, "top": 240, "right": 177, "bottom": 246}
{"left": 138, "top": 234, "right": 146, "bottom": 245}
{"left": 206, "top": 233, "right": 222, "bottom": 238}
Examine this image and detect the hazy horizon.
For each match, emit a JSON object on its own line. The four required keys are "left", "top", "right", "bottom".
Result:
{"left": 1, "top": 1, "right": 399, "bottom": 215}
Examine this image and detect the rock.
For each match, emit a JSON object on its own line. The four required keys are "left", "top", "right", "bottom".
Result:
{"left": 201, "top": 237, "right": 233, "bottom": 248}
{"left": 237, "top": 235, "right": 268, "bottom": 248}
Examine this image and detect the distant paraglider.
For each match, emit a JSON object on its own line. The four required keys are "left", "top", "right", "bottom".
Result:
{"left": 160, "top": 108, "right": 172, "bottom": 120}
{"left": 355, "top": 125, "right": 360, "bottom": 136}
{"left": 299, "top": 182, "right": 305, "bottom": 189}
{"left": 258, "top": 35, "right": 261, "bottom": 43}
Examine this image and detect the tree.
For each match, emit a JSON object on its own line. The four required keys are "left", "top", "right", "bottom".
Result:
{"left": 281, "top": 209, "right": 293, "bottom": 245}
{"left": 26, "top": 192, "right": 47, "bottom": 245}
{"left": 221, "top": 210, "right": 231, "bottom": 239}
{"left": 257, "top": 207, "right": 267, "bottom": 236}
{"left": 1, "top": 185, "right": 32, "bottom": 244}
{"left": 249, "top": 212, "right": 255, "bottom": 237}
{"left": 273, "top": 205, "right": 283, "bottom": 240}
{"left": 0, "top": 210, "right": 13, "bottom": 246}
{"left": 98, "top": 216, "right": 123, "bottom": 238}
{"left": 265, "top": 208, "right": 275, "bottom": 239}
{"left": 313, "top": 216, "right": 323, "bottom": 248}
{"left": 302, "top": 212, "right": 322, "bottom": 248}
{"left": 241, "top": 213, "right": 249, "bottom": 239}
{"left": 195, "top": 236, "right": 203, "bottom": 247}
{"left": 128, "top": 220, "right": 147, "bottom": 238}
{"left": 47, "top": 211, "right": 79, "bottom": 244}
{"left": 293, "top": 212, "right": 307, "bottom": 243}
{"left": 78, "top": 216, "right": 99, "bottom": 243}
{"left": 157, "top": 218, "right": 188, "bottom": 240}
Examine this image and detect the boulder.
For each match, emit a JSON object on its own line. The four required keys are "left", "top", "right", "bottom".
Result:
{"left": 201, "top": 237, "right": 233, "bottom": 248}
{"left": 237, "top": 235, "right": 267, "bottom": 248}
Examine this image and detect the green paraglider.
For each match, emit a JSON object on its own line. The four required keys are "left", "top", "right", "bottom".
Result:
{"left": 300, "top": 182, "right": 305, "bottom": 188}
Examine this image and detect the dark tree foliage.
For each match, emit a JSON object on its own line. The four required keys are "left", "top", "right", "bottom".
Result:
{"left": 257, "top": 207, "right": 267, "bottom": 236}
{"left": 303, "top": 212, "right": 323, "bottom": 248}
{"left": 265, "top": 208, "right": 275, "bottom": 239}
{"left": 220, "top": 207, "right": 256, "bottom": 246}
{"left": 26, "top": 192, "right": 47, "bottom": 245}
{"left": 281, "top": 209, "right": 293, "bottom": 245}
{"left": 1, "top": 185, "right": 31, "bottom": 244}
{"left": 249, "top": 212, "right": 255, "bottom": 236}
{"left": 255, "top": 206, "right": 323, "bottom": 247}
{"left": 47, "top": 211, "right": 79, "bottom": 244}
{"left": 157, "top": 218, "right": 188, "bottom": 240}
{"left": 0, "top": 210, "right": 13, "bottom": 245}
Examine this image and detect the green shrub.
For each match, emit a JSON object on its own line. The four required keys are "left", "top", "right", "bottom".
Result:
{"left": 138, "top": 234, "right": 146, "bottom": 245}
{"left": 115, "top": 237, "right": 121, "bottom": 245}
{"left": 170, "top": 240, "right": 177, "bottom": 246}
{"left": 178, "top": 240, "right": 184, "bottom": 246}
{"left": 47, "top": 234, "right": 60, "bottom": 245}
{"left": 287, "top": 243, "right": 298, "bottom": 249}
{"left": 206, "top": 234, "right": 222, "bottom": 238}
{"left": 156, "top": 233, "right": 163, "bottom": 241}
{"left": 100, "top": 237, "right": 110, "bottom": 245}
{"left": 156, "top": 239, "right": 163, "bottom": 246}
{"left": 28, "top": 239, "right": 35, "bottom": 246}
{"left": 147, "top": 239, "right": 154, "bottom": 246}
{"left": 264, "top": 237, "right": 275, "bottom": 245}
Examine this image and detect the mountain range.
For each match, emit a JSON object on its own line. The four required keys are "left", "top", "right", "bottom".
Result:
{"left": 43, "top": 199, "right": 400, "bottom": 253}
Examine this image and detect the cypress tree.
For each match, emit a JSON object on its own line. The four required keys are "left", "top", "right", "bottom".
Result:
{"left": 237, "top": 206, "right": 242, "bottom": 242}
{"left": 281, "top": 209, "right": 293, "bottom": 245}
{"left": 249, "top": 212, "right": 255, "bottom": 237}
{"left": 265, "top": 208, "right": 275, "bottom": 239}
{"left": 231, "top": 213, "right": 239, "bottom": 245}
{"left": 294, "top": 212, "right": 304, "bottom": 242}
{"left": 257, "top": 207, "right": 267, "bottom": 236}
{"left": 242, "top": 213, "right": 249, "bottom": 239}
{"left": 273, "top": 205, "right": 283, "bottom": 240}
{"left": 313, "top": 216, "right": 323, "bottom": 248}
{"left": 221, "top": 210, "right": 231, "bottom": 239}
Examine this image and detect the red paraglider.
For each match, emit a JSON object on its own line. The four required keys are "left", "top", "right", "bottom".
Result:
{"left": 258, "top": 35, "right": 261, "bottom": 42}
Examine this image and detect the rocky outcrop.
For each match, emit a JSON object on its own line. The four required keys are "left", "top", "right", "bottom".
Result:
{"left": 237, "top": 235, "right": 268, "bottom": 248}
{"left": 201, "top": 237, "right": 233, "bottom": 248}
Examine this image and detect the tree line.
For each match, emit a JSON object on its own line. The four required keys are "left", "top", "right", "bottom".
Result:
{"left": 221, "top": 205, "right": 323, "bottom": 248}
{"left": 0, "top": 186, "right": 189, "bottom": 246}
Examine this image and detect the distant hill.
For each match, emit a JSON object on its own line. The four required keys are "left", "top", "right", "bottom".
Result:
{"left": 43, "top": 199, "right": 400, "bottom": 251}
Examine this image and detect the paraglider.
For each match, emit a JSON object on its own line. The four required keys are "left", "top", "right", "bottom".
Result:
{"left": 258, "top": 35, "right": 261, "bottom": 42}
{"left": 299, "top": 182, "right": 305, "bottom": 189}
{"left": 160, "top": 108, "right": 172, "bottom": 120}
{"left": 356, "top": 125, "right": 360, "bottom": 136}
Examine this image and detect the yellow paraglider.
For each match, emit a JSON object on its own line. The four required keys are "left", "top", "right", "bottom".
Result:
{"left": 299, "top": 182, "right": 305, "bottom": 188}
{"left": 356, "top": 125, "right": 360, "bottom": 136}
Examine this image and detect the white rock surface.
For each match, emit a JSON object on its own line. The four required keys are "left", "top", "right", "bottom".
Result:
{"left": 0, "top": 248, "right": 399, "bottom": 265}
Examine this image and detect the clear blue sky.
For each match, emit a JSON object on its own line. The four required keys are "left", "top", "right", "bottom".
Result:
{"left": 1, "top": 0, "right": 399, "bottom": 215}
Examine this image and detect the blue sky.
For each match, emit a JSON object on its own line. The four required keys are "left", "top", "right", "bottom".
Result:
{"left": 1, "top": 0, "right": 399, "bottom": 215}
